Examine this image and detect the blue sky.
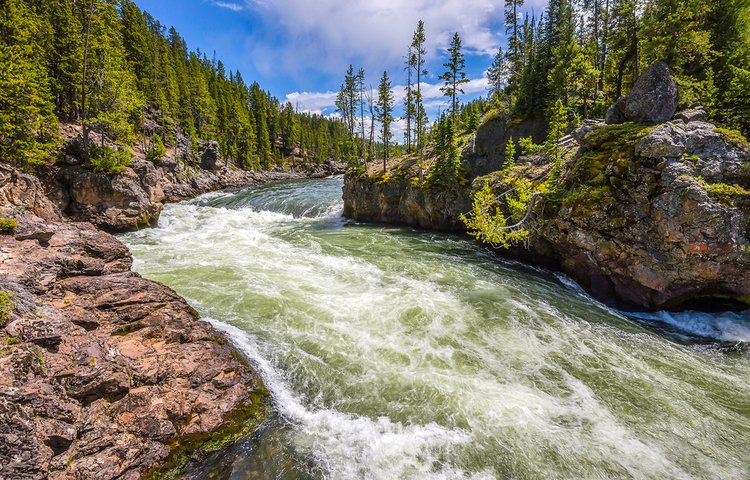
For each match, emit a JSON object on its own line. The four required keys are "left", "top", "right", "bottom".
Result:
{"left": 134, "top": 0, "right": 547, "bottom": 136}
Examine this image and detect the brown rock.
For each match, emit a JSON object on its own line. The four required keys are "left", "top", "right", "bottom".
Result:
{"left": 0, "top": 167, "right": 267, "bottom": 479}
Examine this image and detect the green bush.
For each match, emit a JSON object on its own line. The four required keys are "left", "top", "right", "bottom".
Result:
{"left": 90, "top": 145, "right": 133, "bottom": 174}
{"left": 146, "top": 134, "right": 167, "bottom": 162}
{"left": 0, "top": 292, "right": 13, "bottom": 325}
{"left": 0, "top": 218, "right": 17, "bottom": 233}
{"left": 518, "top": 136, "right": 543, "bottom": 156}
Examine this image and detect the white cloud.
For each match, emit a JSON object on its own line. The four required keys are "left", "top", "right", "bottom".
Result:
{"left": 286, "top": 77, "right": 489, "bottom": 116}
{"left": 285, "top": 90, "right": 338, "bottom": 115}
{"left": 243, "top": 0, "right": 509, "bottom": 77}
{"left": 214, "top": 1, "right": 245, "bottom": 12}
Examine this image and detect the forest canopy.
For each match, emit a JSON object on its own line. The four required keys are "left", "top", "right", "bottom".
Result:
{"left": 0, "top": 0, "right": 357, "bottom": 170}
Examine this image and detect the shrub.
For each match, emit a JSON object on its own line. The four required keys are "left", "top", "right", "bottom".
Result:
{"left": 518, "top": 136, "right": 543, "bottom": 156}
{"left": 146, "top": 134, "right": 167, "bottom": 162}
{"left": 0, "top": 292, "right": 13, "bottom": 325}
{"left": 90, "top": 145, "right": 133, "bottom": 174}
{"left": 0, "top": 218, "right": 17, "bottom": 233}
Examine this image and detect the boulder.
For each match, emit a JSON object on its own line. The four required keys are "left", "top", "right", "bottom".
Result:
{"left": 676, "top": 107, "right": 708, "bottom": 123}
{"left": 199, "top": 140, "right": 223, "bottom": 171}
{"left": 56, "top": 165, "right": 162, "bottom": 232}
{"left": 605, "top": 61, "right": 679, "bottom": 125}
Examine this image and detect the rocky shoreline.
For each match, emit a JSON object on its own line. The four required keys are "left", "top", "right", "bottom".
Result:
{"left": 0, "top": 150, "right": 340, "bottom": 478}
{"left": 343, "top": 118, "right": 750, "bottom": 312}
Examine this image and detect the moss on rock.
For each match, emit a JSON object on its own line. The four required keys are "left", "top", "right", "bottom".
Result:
{"left": 145, "top": 381, "right": 268, "bottom": 480}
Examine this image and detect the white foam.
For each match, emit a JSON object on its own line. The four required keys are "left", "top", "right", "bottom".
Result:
{"left": 209, "top": 320, "right": 478, "bottom": 480}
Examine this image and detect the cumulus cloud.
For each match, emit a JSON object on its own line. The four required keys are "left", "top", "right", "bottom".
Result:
{"left": 286, "top": 77, "right": 489, "bottom": 115}
{"left": 240, "top": 0, "right": 515, "bottom": 77}
{"left": 285, "top": 91, "right": 339, "bottom": 115}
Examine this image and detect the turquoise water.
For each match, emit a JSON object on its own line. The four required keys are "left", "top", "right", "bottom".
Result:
{"left": 120, "top": 177, "right": 750, "bottom": 480}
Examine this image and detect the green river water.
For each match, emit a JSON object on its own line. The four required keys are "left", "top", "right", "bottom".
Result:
{"left": 120, "top": 177, "right": 750, "bottom": 480}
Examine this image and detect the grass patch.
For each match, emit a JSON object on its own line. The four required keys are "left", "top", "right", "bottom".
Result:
{"left": 0, "top": 292, "right": 14, "bottom": 325}
{"left": 0, "top": 218, "right": 17, "bottom": 234}
{"left": 4, "top": 337, "right": 19, "bottom": 346}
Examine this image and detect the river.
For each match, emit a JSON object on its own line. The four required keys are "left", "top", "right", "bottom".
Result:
{"left": 119, "top": 177, "right": 750, "bottom": 480}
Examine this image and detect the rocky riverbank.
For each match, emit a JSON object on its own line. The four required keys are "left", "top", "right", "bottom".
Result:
{"left": 0, "top": 164, "right": 270, "bottom": 479}
{"left": 0, "top": 126, "right": 345, "bottom": 478}
{"left": 344, "top": 117, "right": 750, "bottom": 311}
{"left": 0, "top": 121, "right": 346, "bottom": 478}
{"left": 44, "top": 125, "right": 345, "bottom": 233}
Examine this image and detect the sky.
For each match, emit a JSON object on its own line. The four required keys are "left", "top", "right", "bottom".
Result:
{"left": 134, "top": 0, "right": 548, "bottom": 138}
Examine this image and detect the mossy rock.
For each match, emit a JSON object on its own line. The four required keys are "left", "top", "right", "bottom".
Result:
{"left": 145, "top": 381, "right": 268, "bottom": 480}
{"left": 111, "top": 321, "right": 146, "bottom": 336}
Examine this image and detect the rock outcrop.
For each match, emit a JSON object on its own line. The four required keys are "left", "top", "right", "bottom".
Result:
{"left": 0, "top": 165, "right": 267, "bottom": 479}
{"left": 45, "top": 122, "right": 346, "bottom": 232}
{"left": 343, "top": 176, "right": 470, "bottom": 232}
{"left": 605, "top": 61, "right": 679, "bottom": 125}
{"left": 539, "top": 121, "right": 750, "bottom": 310}
{"left": 464, "top": 116, "right": 547, "bottom": 178}
{"left": 343, "top": 120, "right": 750, "bottom": 311}
{"left": 50, "top": 153, "right": 344, "bottom": 233}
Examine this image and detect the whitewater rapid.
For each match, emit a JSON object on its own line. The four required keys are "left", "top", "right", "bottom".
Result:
{"left": 120, "top": 177, "right": 750, "bottom": 480}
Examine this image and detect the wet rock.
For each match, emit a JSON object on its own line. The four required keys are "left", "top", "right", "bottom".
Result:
{"left": 606, "top": 61, "right": 679, "bottom": 125}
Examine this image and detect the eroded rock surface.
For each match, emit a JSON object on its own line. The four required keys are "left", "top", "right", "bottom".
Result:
{"left": 49, "top": 126, "right": 345, "bottom": 232}
{"left": 0, "top": 165, "right": 266, "bottom": 479}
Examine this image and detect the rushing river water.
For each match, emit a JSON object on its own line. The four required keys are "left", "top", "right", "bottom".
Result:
{"left": 120, "top": 177, "right": 750, "bottom": 480}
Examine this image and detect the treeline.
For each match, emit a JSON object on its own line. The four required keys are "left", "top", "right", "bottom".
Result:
{"left": 489, "top": 0, "right": 750, "bottom": 134}
{"left": 0, "top": 0, "right": 355, "bottom": 171}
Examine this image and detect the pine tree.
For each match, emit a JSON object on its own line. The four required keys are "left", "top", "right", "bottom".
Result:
{"left": 0, "top": 0, "right": 59, "bottom": 168}
{"left": 411, "top": 20, "right": 428, "bottom": 153}
{"left": 357, "top": 68, "right": 367, "bottom": 158}
{"left": 504, "top": 0, "right": 525, "bottom": 86}
{"left": 504, "top": 137, "right": 516, "bottom": 170}
{"left": 404, "top": 47, "right": 416, "bottom": 153}
{"left": 546, "top": 98, "right": 568, "bottom": 161}
{"left": 439, "top": 33, "right": 469, "bottom": 125}
{"left": 487, "top": 48, "right": 507, "bottom": 98}
{"left": 375, "top": 71, "right": 394, "bottom": 173}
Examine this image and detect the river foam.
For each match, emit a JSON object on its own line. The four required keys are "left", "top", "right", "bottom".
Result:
{"left": 121, "top": 178, "right": 750, "bottom": 480}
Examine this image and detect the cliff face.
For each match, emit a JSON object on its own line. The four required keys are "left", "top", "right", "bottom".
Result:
{"left": 343, "top": 119, "right": 750, "bottom": 311}
{"left": 540, "top": 121, "right": 750, "bottom": 310}
{"left": 0, "top": 165, "right": 267, "bottom": 479}
{"left": 343, "top": 176, "right": 471, "bottom": 232}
